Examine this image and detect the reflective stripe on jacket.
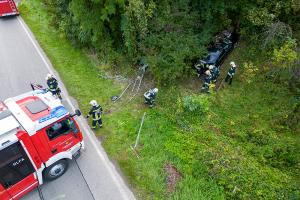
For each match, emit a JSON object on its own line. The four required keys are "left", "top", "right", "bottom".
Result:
{"left": 227, "top": 67, "right": 236, "bottom": 77}
{"left": 89, "top": 105, "right": 103, "bottom": 120}
{"left": 144, "top": 91, "right": 155, "bottom": 100}
{"left": 204, "top": 75, "right": 212, "bottom": 86}
{"left": 47, "top": 78, "right": 58, "bottom": 91}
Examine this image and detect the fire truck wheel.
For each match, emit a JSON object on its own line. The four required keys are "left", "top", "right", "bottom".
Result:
{"left": 44, "top": 160, "right": 69, "bottom": 181}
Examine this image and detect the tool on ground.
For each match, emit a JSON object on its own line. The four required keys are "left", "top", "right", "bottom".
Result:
{"left": 128, "top": 62, "right": 148, "bottom": 102}
{"left": 130, "top": 112, "right": 146, "bottom": 158}
{"left": 111, "top": 81, "right": 133, "bottom": 102}
{"left": 111, "top": 60, "right": 149, "bottom": 103}
{"left": 30, "top": 82, "right": 44, "bottom": 91}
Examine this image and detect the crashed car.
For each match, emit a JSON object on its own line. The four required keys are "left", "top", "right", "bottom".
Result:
{"left": 195, "top": 30, "right": 236, "bottom": 75}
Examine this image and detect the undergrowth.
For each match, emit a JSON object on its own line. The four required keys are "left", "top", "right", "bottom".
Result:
{"left": 20, "top": 1, "right": 299, "bottom": 199}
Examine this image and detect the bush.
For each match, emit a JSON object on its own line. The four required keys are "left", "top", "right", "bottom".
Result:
{"left": 182, "top": 94, "right": 211, "bottom": 116}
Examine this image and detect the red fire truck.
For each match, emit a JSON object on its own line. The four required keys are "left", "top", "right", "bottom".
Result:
{"left": 0, "top": 0, "right": 19, "bottom": 17}
{"left": 0, "top": 89, "right": 84, "bottom": 200}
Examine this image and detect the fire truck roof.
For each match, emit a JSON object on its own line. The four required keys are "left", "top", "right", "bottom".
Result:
{"left": 0, "top": 107, "right": 19, "bottom": 137}
{"left": 4, "top": 90, "right": 69, "bottom": 136}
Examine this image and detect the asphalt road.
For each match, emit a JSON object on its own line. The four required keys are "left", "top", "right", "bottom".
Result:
{"left": 0, "top": 16, "right": 135, "bottom": 200}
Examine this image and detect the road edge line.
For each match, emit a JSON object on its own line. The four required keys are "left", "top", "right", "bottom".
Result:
{"left": 17, "top": 16, "right": 135, "bottom": 200}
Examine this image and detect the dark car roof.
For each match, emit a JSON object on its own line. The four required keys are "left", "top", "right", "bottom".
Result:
{"left": 204, "top": 49, "right": 221, "bottom": 64}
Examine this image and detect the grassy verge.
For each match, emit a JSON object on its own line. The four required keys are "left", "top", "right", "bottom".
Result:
{"left": 20, "top": 1, "right": 299, "bottom": 199}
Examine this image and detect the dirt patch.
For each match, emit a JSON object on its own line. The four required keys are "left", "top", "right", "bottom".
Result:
{"left": 205, "top": 124, "right": 222, "bottom": 135}
{"left": 96, "top": 134, "right": 106, "bottom": 142}
{"left": 105, "top": 108, "right": 113, "bottom": 114}
{"left": 164, "top": 163, "right": 182, "bottom": 194}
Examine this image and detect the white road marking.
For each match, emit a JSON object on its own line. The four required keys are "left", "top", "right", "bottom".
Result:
{"left": 17, "top": 17, "right": 135, "bottom": 200}
{"left": 49, "top": 194, "right": 66, "bottom": 200}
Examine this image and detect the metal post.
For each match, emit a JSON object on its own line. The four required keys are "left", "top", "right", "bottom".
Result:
{"left": 133, "top": 112, "right": 146, "bottom": 149}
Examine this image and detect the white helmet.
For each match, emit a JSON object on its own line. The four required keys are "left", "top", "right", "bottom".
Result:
{"left": 153, "top": 88, "right": 158, "bottom": 93}
{"left": 89, "top": 100, "right": 98, "bottom": 106}
{"left": 230, "top": 61, "right": 236, "bottom": 67}
{"left": 45, "top": 73, "right": 53, "bottom": 80}
{"left": 205, "top": 70, "right": 211, "bottom": 76}
{"left": 208, "top": 65, "right": 214, "bottom": 70}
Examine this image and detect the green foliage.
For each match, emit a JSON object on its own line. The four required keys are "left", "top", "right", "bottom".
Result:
{"left": 247, "top": 8, "right": 275, "bottom": 27}
{"left": 240, "top": 62, "right": 259, "bottom": 83}
{"left": 165, "top": 132, "right": 197, "bottom": 171}
{"left": 261, "top": 22, "right": 293, "bottom": 50}
{"left": 146, "top": 33, "right": 206, "bottom": 83}
{"left": 21, "top": 0, "right": 300, "bottom": 200}
{"left": 121, "top": 0, "right": 155, "bottom": 57}
{"left": 183, "top": 94, "right": 211, "bottom": 115}
{"left": 41, "top": 0, "right": 300, "bottom": 83}
{"left": 273, "top": 38, "right": 298, "bottom": 68}
{"left": 170, "top": 175, "right": 225, "bottom": 200}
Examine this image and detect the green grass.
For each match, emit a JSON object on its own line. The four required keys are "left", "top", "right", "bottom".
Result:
{"left": 20, "top": 1, "right": 299, "bottom": 199}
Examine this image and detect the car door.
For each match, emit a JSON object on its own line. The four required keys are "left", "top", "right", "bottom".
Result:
{"left": 216, "top": 48, "right": 227, "bottom": 66}
{"left": 44, "top": 117, "right": 80, "bottom": 155}
{"left": 0, "top": 141, "right": 38, "bottom": 200}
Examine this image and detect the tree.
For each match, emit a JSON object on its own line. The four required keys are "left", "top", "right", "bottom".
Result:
{"left": 273, "top": 38, "right": 297, "bottom": 69}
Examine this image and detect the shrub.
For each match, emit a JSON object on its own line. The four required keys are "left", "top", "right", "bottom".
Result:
{"left": 182, "top": 94, "right": 211, "bottom": 116}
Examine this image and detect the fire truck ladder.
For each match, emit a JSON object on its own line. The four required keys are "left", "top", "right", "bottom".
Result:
{"left": 128, "top": 63, "right": 148, "bottom": 102}
{"left": 8, "top": 0, "right": 17, "bottom": 12}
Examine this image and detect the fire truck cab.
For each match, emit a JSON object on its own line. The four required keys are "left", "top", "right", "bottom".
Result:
{"left": 0, "top": 0, "right": 19, "bottom": 17}
{"left": 0, "top": 90, "right": 84, "bottom": 200}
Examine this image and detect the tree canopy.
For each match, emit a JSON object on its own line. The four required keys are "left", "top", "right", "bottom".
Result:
{"left": 44, "top": 0, "right": 299, "bottom": 82}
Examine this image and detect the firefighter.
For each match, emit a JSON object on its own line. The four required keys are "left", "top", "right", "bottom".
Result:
{"left": 209, "top": 65, "right": 220, "bottom": 83}
{"left": 225, "top": 61, "right": 237, "bottom": 85}
{"left": 144, "top": 88, "right": 158, "bottom": 107}
{"left": 195, "top": 63, "right": 205, "bottom": 77}
{"left": 201, "top": 70, "right": 212, "bottom": 93}
{"left": 86, "top": 100, "right": 103, "bottom": 129}
{"left": 45, "top": 73, "right": 62, "bottom": 99}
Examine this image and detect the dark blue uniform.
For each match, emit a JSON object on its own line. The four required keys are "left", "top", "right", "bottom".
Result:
{"left": 210, "top": 66, "right": 220, "bottom": 82}
{"left": 201, "top": 74, "right": 212, "bottom": 93}
{"left": 225, "top": 66, "right": 236, "bottom": 85}
{"left": 195, "top": 63, "right": 206, "bottom": 77}
{"left": 88, "top": 105, "right": 103, "bottom": 128}
{"left": 144, "top": 90, "right": 156, "bottom": 107}
{"left": 47, "top": 77, "right": 61, "bottom": 98}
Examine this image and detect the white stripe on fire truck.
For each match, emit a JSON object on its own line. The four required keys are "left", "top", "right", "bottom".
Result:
{"left": 12, "top": 182, "right": 39, "bottom": 199}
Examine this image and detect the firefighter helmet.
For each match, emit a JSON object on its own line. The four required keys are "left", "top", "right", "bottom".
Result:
{"left": 46, "top": 73, "right": 55, "bottom": 80}
{"left": 153, "top": 88, "right": 158, "bottom": 93}
{"left": 230, "top": 61, "right": 236, "bottom": 67}
{"left": 90, "top": 100, "right": 98, "bottom": 106}
{"left": 205, "top": 70, "right": 211, "bottom": 76}
{"left": 45, "top": 73, "right": 53, "bottom": 80}
{"left": 208, "top": 65, "right": 214, "bottom": 70}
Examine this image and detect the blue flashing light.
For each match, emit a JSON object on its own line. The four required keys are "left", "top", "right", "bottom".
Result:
{"left": 38, "top": 106, "right": 68, "bottom": 123}
{"left": 33, "top": 89, "right": 48, "bottom": 94}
